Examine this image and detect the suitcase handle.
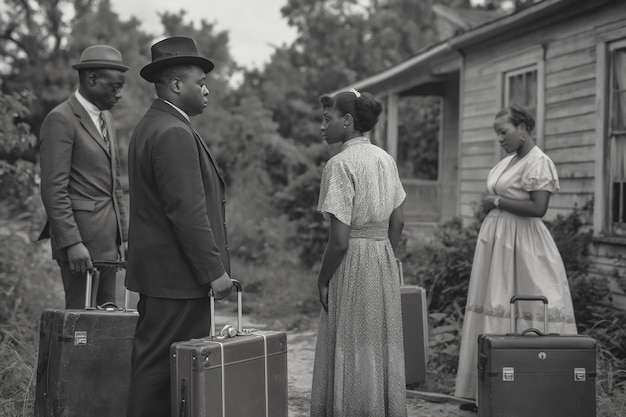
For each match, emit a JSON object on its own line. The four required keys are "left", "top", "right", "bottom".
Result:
{"left": 85, "top": 260, "right": 130, "bottom": 311}
{"left": 509, "top": 295, "right": 548, "bottom": 333}
{"left": 396, "top": 258, "right": 404, "bottom": 285}
{"left": 209, "top": 279, "right": 243, "bottom": 337}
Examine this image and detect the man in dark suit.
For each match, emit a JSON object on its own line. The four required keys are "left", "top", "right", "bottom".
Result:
{"left": 39, "top": 45, "right": 129, "bottom": 309}
{"left": 126, "top": 37, "right": 233, "bottom": 417}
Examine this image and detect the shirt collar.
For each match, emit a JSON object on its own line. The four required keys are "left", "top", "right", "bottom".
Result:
{"left": 342, "top": 136, "right": 371, "bottom": 151}
{"left": 162, "top": 99, "right": 190, "bottom": 122}
{"left": 75, "top": 90, "right": 101, "bottom": 118}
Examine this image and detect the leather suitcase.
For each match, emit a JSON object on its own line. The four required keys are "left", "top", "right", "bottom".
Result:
{"left": 398, "top": 260, "right": 429, "bottom": 386}
{"left": 35, "top": 261, "right": 138, "bottom": 417}
{"left": 477, "top": 295, "right": 596, "bottom": 417}
{"left": 170, "top": 280, "right": 288, "bottom": 417}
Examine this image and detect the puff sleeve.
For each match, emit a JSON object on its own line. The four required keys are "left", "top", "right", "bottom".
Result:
{"left": 392, "top": 164, "right": 407, "bottom": 209}
{"left": 521, "top": 153, "right": 560, "bottom": 193}
{"left": 317, "top": 159, "right": 355, "bottom": 225}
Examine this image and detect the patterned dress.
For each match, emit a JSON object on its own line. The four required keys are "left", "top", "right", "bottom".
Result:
{"left": 454, "top": 146, "right": 578, "bottom": 400}
{"left": 310, "top": 137, "right": 407, "bottom": 417}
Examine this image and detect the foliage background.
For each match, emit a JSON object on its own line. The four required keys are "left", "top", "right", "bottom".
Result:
{"left": 1, "top": 0, "right": 624, "bottom": 416}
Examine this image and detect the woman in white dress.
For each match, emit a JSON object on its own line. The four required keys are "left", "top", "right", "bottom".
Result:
{"left": 310, "top": 89, "right": 407, "bottom": 417}
{"left": 455, "top": 105, "right": 578, "bottom": 410}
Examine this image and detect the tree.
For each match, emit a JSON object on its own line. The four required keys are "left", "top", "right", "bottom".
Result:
{"left": 477, "top": 0, "right": 540, "bottom": 11}
{"left": 0, "top": 90, "right": 38, "bottom": 214}
{"left": 0, "top": 0, "right": 155, "bottom": 144}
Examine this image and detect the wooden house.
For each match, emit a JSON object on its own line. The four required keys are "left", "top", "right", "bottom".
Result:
{"left": 340, "top": 0, "right": 626, "bottom": 305}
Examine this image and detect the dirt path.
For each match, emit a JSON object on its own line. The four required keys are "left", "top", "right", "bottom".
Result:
{"left": 216, "top": 309, "right": 476, "bottom": 417}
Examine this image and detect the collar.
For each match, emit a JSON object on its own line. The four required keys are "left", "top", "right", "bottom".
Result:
{"left": 162, "top": 99, "right": 190, "bottom": 122}
{"left": 75, "top": 90, "right": 101, "bottom": 118}
{"left": 342, "top": 136, "right": 371, "bottom": 151}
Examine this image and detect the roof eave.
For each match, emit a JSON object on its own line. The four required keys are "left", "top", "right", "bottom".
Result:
{"left": 333, "top": 42, "right": 453, "bottom": 94}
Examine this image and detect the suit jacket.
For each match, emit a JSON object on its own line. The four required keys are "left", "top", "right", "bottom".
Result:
{"left": 38, "top": 93, "right": 128, "bottom": 261}
{"left": 126, "top": 99, "right": 230, "bottom": 299}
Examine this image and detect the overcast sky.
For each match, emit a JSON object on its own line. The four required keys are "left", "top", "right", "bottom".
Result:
{"left": 109, "top": 0, "right": 298, "bottom": 69}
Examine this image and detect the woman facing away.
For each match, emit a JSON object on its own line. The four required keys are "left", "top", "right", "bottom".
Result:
{"left": 454, "top": 104, "right": 578, "bottom": 410}
{"left": 309, "top": 89, "right": 407, "bottom": 417}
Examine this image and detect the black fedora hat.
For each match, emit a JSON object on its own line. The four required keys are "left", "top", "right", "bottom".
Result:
{"left": 140, "top": 37, "right": 215, "bottom": 83}
{"left": 72, "top": 45, "right": 129, "bottom": 72}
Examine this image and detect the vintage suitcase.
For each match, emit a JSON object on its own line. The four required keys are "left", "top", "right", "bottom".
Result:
{"left": 477, "top": 295, "right": 596, "bottom": 417}
{"left": 397, "top": 259, "right": 429, "bottom": 386}
{"left": 170, "top": 279, "right": 288, "bottom": 417}
{"left": 35, "top": 261, "right": 138, "bottom": 417}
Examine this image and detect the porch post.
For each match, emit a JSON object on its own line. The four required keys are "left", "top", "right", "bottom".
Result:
{"left": 372, "top": 94, "right": 386, "bottom": 148}
{"left": 386, "top": 93, "right": 399, "bottom": 160}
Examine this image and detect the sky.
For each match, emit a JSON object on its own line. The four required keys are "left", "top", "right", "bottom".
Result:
{"left": 109, "top": 0, "right": 298, "bottom": 70}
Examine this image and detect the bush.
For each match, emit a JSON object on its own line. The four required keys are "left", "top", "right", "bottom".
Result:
{"left": 399, "top": 207, "right": 626, "bottom": 400}
{"left": 274, "top": 144, "right": 330, "bottom": 269}
{"left": 0, "top": 90, "right": 39, "bottom": 215}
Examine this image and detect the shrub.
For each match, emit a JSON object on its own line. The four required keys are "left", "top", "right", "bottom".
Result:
{"left": 274, "top": 144, "right": 330, "bottom": 269}
{"left": 0, "top": 90, "right": 39, "bottom": 215}
{"left": 399, "top": 207, "right": 626, "bottom": 398}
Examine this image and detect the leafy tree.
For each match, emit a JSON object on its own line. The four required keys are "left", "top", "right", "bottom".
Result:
{"left": 0, "top": 90, "right": 38, "bottom": 213}
{"left": 397, "top": 96, "right": 440, "bottom": 180}
{"left": 477, "top": 0, "right": 540, "bottom": 11}
{"left": 0, "top": 0, "right": 154, "bottom": 145}
{"left": 261, "top": 0, "right": 468, "bottom": 264}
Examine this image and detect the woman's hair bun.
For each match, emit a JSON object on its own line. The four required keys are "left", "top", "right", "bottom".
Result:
{"left": 320, "top": 90, "right": 383, "bottom": 132}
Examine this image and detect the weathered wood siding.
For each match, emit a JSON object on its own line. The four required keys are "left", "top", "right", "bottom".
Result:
{"left": 458, "top": 1, "right": 626, "bottom": 301}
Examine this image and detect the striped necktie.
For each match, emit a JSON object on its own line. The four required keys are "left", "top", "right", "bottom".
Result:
{"left": 99, "top": 111, "right": 110, "bottom": 150}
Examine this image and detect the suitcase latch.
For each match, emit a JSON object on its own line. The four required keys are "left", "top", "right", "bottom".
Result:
{"left": 574, "top": 368, "right": 587, "bottom": 382}
{"left": 502, "top": 367, "right": 514, "bottom": 382}
{"left": 74, "top": 331, "right": 87, "bottom": 346}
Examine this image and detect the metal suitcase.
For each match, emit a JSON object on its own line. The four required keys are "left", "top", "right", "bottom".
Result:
{"left": 477, "top": 295, "right": 596, "bottom": 417}
{"left": 35, "top": 261, "right": 138, "bottom": 417}
{"left": 397, "top": 259, "right": 429, "bottom": 386}
{"left": 170, "top": 280, "right": 288, "bottom": 417}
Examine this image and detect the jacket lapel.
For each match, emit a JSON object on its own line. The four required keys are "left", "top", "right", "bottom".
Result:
{"left": 151, "top": 99, "right": 225, "bottom": 185}
{"left": 193, "top": 128, "right": 225, "bottom": 186}
{"left": 68, "top": 94, "right": 111, "bottom": 157}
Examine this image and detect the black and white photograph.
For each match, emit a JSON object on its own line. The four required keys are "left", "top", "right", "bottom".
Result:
{"left": 0, "top": 0, "right": 625, "bottom": 416}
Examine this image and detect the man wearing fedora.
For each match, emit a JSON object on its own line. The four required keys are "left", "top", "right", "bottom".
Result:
{"left": 126, "top": 36, "right": 232, "bottom": 417}
{"left": 39, "top": 45, "right": 129, "bottom": 309}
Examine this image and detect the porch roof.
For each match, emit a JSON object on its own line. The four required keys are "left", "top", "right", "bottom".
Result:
{"left": 336, "top": 0, "right": 614, "bottom": 95}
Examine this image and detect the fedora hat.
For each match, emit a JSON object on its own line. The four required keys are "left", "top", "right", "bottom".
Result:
{"left": 72, "top": 45, "right": 129, "bottom": 71}
{"left": 140, "top": 37, "right": 215, "bottom": 83}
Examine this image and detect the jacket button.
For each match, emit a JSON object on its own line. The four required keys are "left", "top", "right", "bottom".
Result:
{"left": 222, "top": 199, "right": 226, "bottom": 205}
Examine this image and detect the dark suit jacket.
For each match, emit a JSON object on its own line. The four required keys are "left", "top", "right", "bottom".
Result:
{"left": 126, "top": 99, "right": 230, "bottom": 299}
{"left": 38, "top": 93, "right": 128, "bottom": 261}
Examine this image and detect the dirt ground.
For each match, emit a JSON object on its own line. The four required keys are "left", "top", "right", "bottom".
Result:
{"left": 216, "top": 309, "right": 477, "bottom": 417}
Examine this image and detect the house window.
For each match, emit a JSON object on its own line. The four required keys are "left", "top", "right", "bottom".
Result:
{"left": 609, "top": 45, "right": 626, "bottom": 235}
{"left": 504, "top": 66, "right": 538, "bottom": 121}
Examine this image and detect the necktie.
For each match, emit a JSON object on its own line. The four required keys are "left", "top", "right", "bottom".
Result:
{"left": 99, "top": 111, "right": 110, "bottom": 150}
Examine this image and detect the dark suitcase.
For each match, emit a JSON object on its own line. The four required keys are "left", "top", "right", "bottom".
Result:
{"left": 35, "top": 261, "right": 138, "bottom": 417}
{"left": 397, "top": 259, "right": 429, "bottom": 386}
{"left": 170, "top": 279, "right": 288, "bottom": 417}
{"left": 478, "top": 295, "right": 596, "bottom": 417}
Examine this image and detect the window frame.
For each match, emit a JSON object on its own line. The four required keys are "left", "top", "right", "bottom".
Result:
{"left": 504, "top": 65, "right": 539, "bottom": 120}
{"left": 595, "top": 38, "right": 626, "bottom": 237}
{"left": 493, "top": 46, "right": 546, "bottom": 163}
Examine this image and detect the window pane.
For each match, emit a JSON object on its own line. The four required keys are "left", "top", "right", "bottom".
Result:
{"left": 525, "top": 71, "right": 537, "bottom": 110}
{"left": 611, "top": 48, "right": 626, "bottom": 132}
{"left": 611, "top": 91, "right": 626, "bottom": 132}
{"left": 610, "top": 134, "right": 626, "bottom": 231}
{"left": 507, "top": 69, "right": 538, "bottom": 122}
